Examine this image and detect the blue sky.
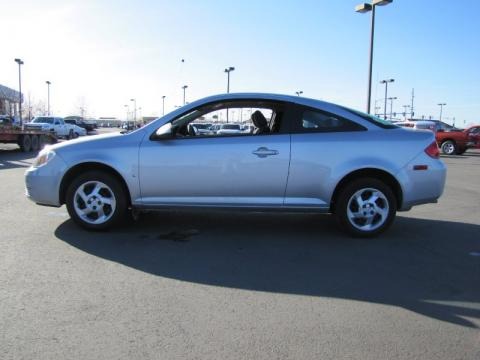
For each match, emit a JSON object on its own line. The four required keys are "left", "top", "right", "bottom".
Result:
{"left": 1, "top": 0, "right": 479, "bottom": 125}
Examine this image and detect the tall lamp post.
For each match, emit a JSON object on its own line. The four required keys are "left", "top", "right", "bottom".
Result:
{"left": 224, "top": 67, "right": 235, "bottom": 93}
{"left": 388, "top": 96, "right": 397, "bottom": 120}
{"left": 124, "top": 104, "right": 129, "bottom": 123}
{"left": 182, "top": 85, "right": 188, "bottom": 105}
{"left": 295, "top": 91, "right": 303, "bottom": 96}
{"left": 130, "top": 98, "right": 137, "bottom": 128}
{"left": 402, "top": 105, "right": 410, "bottom": 120}
{"left": 380, "top": 78, "right": 394, "bottom": 119}
{"left": 14, "top": 58, "right": 24, "bottom": 126}
{"left": 46, "top": 81, "right": 51, "bottom": 115}
{"left": 355, "top": 0, "right": 393, "bottom": 114}
{"left": 162, "top": 95, "right": 166, "bottom": 116}
{"left": 438, "top": 103, "right": 446, "bottom": 121}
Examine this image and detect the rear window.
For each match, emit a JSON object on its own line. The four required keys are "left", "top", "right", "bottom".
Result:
{"left": 341, "top": 107, "right": 398, "bottom": 129}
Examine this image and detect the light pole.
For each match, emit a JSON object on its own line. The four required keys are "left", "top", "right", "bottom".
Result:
{"left": 124, "top": 104, "right": 129, "bottom": 123}
{"left": 162, "top": 95, "right": 166, "bottom": 116}
{"left": 182, "top": 85, "right": 188, "bottom": 105}
{"left": 224, "top": 67, "right": 235, "bottom": 93}
{"left": 296, "top": 91, "right": 303, "bottom": 96}
{"left": 388, "top": 96, "right": 397, "bottom": 120}
{"left": 46, "top": 81, "right": 51, "bottom": 115}
{"left": 438, "top": 103, "right": 446, "bottom": 121}
{"left": 14, "top": 58, "right": 24, "bottom": 126}
{"left": 355, "top": 0, "right": 393, "bottom": 114}
{"left": 402, "top": 105, "right": 410, "bottom": 120}
{"left": 380, "top": 78, "right": 394, "bottom": 119}
{"left": 130, "top": 98, "right": 136, "bottom": 127}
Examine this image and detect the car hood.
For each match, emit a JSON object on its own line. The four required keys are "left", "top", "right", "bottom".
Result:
{"left": 46, "top": 131, "right": 126, "bottom": 152}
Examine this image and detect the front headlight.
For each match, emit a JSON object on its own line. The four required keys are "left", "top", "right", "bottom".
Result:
{"left": 33, "top": 149, "right": 56, "bottom": 168}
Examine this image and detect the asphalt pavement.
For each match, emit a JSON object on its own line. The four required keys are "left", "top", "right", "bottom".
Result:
{"left": 0, "top": 140, "right": 479, "bottom": 360}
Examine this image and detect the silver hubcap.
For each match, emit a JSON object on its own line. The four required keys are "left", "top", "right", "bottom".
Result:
{"left": 443, "top": 143, "right": 454, "bottom": 154}
{"left": 347, "top": 188, "right": 389, "bottom": 231}
{"left": 73, "top": 181, "right": 116, "bottom": 225}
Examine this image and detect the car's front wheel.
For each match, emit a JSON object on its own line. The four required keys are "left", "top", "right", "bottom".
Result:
{"left": 335, "top": 178, "right": 396, "bottom": 237}
{"left": 66, "top": 171, "right": 128, "bottom": 230}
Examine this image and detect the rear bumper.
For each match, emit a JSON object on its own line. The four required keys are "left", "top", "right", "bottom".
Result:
{"left": 397, "top": 155, "right": 447, "bottom": 210}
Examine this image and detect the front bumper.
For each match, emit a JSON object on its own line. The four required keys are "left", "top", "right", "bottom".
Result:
{"left": 25, "top": 154, "right": 68, "bottom": 207}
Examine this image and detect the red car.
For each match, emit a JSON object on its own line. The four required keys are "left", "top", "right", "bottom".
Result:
{"left": 464, "top": 125, "right": 480, "bottom": 149}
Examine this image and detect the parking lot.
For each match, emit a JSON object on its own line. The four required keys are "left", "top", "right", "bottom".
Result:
{"left": 1, "top": 143, "right": 479, "bottom": 359}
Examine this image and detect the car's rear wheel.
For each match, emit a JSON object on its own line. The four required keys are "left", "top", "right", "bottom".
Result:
{"left": 441, "top": 140, "right": 457, "bottom": 155}
{"left": 335, "top": 178, "right": 396, "bottom": 237}
{"left": 67, "top": 129, "right": 74, "bottom": 140}
{"left": 66, "top": 171, "right": 128, "bottom": 230}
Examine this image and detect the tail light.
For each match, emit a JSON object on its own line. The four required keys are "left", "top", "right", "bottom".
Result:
{"left": 425, "top": 141, "right": 440, "bottom": 159}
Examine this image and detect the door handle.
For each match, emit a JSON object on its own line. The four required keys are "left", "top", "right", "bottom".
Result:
{"left": 252, "top": 147, "right": 279, "bottom": 158}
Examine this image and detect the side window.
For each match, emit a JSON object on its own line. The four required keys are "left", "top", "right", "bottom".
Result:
{"left": 294, "top": 109, "right": 365, "bottom": 133}
{"left": 170, "top": 102, "right": 285, "bottom": 139}
{"left": 54, "top": 119, "right": 60, "bottom": 125}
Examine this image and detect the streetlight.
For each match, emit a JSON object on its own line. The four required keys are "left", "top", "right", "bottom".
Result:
{"left": 438, "top": 103, "right": 446, "bottom": 122}
{"left": 162, "top": 95, "right": 166, "bottom": 116}
{"left": 388, "top": 96, "right": 397, "bottom": 120}
{"left": 46, "top": 81, "right": 51, "bottom": 115}
{"left": 224, "top": 67, "right": 235, "bottom": 93}
{"left": 380, "top": 78, "right": 394, "bottom": 119}
{"left": 124, "top": 104, "right": 129, "bottom": 121}
{"left": 402, "top": 105, "right": 410, "bottom": 120}
{"left": 182, "top": 85, "right": 188, "bottom": 105}
{"left": 355, "top": 0, "right": 393, "bottom": 114}
{"left": 296, "top": 91, "right": 303, "bottom": 96}
{"left": 130, "top": 98, "right": 136, "bottom": 126}
{"left": 14, "top": 58, "right": 24, "bottom": 126}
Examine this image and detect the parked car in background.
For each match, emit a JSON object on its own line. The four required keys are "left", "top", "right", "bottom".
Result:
{"left": 65, "top": 118, "right": 95, "bottom": 132}
{"left": 396, "top": 120, "right": 436, "bottom": 132}
{"left": 191, "top": 123, "right": 213, "bottom": 135}
{"left": 71, "top": 124, "right": 87, "bottom": 137}
{"left": 464, "top": 125, "right": 480, "bottom": 149}
{"left": 216, "top": 123, "right": 242, "bottom": 135}
{"left": 397, "top": 119, "right": 473, "bottom": 155}
{"left": 25, "top": 93, "right": 446, "bottom": 237}
{"left": 26, "top": 116, "right": 75, "bottom": 139}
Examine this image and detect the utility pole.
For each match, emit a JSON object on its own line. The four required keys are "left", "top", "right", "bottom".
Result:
{"left": 410, "top": 88, "right": 415, "bottom": 119}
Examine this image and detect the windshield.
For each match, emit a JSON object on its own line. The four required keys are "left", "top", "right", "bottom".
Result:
{"left": 32, "top": 117, "right": 54, "bottom": 124}
{"left": 341, "top": 107, "right": 398, "bottom": 129}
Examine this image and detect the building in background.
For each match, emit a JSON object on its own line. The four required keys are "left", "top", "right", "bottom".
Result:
{"left": 0, "top": 84, "right": 22, "bottom": 118}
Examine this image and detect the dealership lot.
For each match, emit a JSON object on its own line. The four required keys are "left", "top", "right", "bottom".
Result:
{"left": 0, "top": 145, "right": 479, "bottom": 359}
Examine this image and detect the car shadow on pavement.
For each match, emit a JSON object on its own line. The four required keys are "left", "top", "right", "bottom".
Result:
{"left": 0, "top": 149, "right": 35, "bottom": 169}
{"left": 55, "top": 212, "right": 480, "bottom": 328}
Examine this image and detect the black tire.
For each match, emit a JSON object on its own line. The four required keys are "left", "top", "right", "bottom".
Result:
{"left": 65, "top": 171, "right": 128, "bottom": 231}
{"left": 335, "top": 178, "right": 397, "bottom": 238}
{"left": 73, "top": 132, "right": 79, "bottom": 139}
{"left": 441, "top": 140, "right": 457, "bottom": 155}
{"left": 67, "top": 130, "right": 74, "bottom": 140}
{"left": 31, "top": 135, "right": 39, "bottom": 151}
{"left": 19, "top": 135, "right": 32, "bottom": 152}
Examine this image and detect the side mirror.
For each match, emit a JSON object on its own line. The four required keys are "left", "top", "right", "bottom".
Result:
{"left": 437, "top": 128, "right": 444, "bottom": 132}
{"left": 153, "top": 122, "right": 173, "bottom": 139}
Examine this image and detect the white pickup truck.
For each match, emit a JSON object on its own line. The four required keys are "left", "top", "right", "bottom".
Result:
{"left": 26, "top": 116, "right": 76, "bottom": 139}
